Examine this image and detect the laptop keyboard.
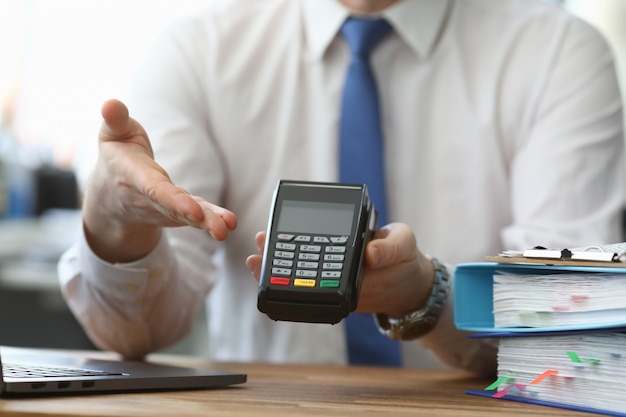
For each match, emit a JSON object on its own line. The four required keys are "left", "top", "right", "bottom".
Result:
{"left": 4, "top": 363, "right": 123, "bottom": 378}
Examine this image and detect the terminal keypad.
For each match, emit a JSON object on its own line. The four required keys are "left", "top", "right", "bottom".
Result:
{"left": 269, "top": 233, "right": 348, "bottom": 289}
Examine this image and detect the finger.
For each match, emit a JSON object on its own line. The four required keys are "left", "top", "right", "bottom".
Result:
{"left": 365, "top": 223, "right": 417, "bottom": 269}
{"left": 121, "top": 157, "right": 204, "bottom": 225}
{"left": 245, "top": 254, "right": 262, "bottom": 280}
{"left": 147, "top": 187, "right": 237, "bottom": 237}
{"left": 166, "top": 188, "right": 207, "bottom": 224}
{"left": 191, "top": 198, "right": 238, "bottom": 240}
{"left": 245, "top": 232, "right": 267, "bottom": 280}
{"left": 255, "top": 231, "right": 267, "bottom": 252}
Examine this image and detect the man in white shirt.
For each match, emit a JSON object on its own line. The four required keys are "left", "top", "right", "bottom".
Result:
{"left": 58, "top": 0, "right": 624, "bottom": 375}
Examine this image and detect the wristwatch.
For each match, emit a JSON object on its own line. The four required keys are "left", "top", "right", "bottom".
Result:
{"left": 375, "top": 256, "right": 450, "bottom": 341}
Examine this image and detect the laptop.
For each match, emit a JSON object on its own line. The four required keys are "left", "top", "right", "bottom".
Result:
{"left": 0, "top": 345, "right": 246, "bottom": 395}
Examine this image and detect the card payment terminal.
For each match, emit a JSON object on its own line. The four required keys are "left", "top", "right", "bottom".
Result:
{"left": 257, "top": 180, "right": 377, "bottom": 324}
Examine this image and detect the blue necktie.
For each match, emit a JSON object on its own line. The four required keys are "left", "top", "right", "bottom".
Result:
{"left": 339, "top": 17, "right": 402, "bottom": 367}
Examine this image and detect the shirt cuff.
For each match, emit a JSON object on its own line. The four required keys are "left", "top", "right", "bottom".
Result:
{"left": 60, "top": 226, "right": 174, "bottom": 303}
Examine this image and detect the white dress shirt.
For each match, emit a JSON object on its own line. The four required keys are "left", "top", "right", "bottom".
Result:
{"left": 58, "top": 0, "right": 624, "bottom": 373}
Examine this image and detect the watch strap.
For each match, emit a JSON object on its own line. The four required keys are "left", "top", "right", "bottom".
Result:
{"left": 375, "top": 256, "right": 450, "bottom": 341}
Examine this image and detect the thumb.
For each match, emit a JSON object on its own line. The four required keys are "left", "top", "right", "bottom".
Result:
{"left": 99, "top": 98, "right": 153, "bottom": 157}
{"left": 365, "top": 223, "right": 417, "bottom": 269}
{"left": 100, "top": 99, "right": 135, "bottom": 141}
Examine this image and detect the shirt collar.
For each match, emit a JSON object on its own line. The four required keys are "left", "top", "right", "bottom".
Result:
{"left": 303, "top": 0, "right": 452, "bottom": 61}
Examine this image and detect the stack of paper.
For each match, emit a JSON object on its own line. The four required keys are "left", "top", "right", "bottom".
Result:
{"left": 494, "top": 332, "right": 626, "bottom": 415}
{"left": 493, "top": 272, "right": 626, "bottom": 328}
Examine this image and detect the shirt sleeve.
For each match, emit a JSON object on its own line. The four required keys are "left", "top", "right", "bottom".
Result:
{"left": 420, "top": 18, "right": 624, "bottom": 376}
{"left": 419, "top": 291, "right": 498, "bottom": 376}
{"left": 502, "top": 16, "right": 625, "bottom": 249}
{"left": 57, "top": 227, "right": 209, "bottom": 359}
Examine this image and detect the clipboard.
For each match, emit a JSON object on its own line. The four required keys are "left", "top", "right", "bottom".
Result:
{"left": 487, "top": 243, "right": 626, "bottom": 268}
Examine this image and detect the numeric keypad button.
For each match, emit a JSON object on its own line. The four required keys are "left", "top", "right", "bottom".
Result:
{"left": 330, "top": 236, "right": 349, "bottom": 245}
{"left": 300, "top": 245, "right": 322, "bottom": 253}
{"left": 274, "top": 251, "right": 295, "bottom": 259}
{"left": 325, "top": 246, "right": 346, "bottom": 253}
{"left": 299, "top": 253, "right": 320, "bottom": 261}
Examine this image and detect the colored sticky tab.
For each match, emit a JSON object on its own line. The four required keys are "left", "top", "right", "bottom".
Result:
{"left": 530, "top": 369, "right": 558, "bottom": 384}
{"left": 492, "top": 390, "right": 509, "bottom": 398}
{"left": 566, "top": 351, "right": 600, "bottom": 365}
{"left": 485, "top": 376, "right": 514, "bottom": 391}
{"left": 492, "top": 383, "right": 526, "bottom": 398}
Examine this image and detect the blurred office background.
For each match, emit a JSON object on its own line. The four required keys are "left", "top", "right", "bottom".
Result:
{"left": 0, "top": 0, "right": 624, "bottom": 356}
{"left": 0, "top": 0, "right": 212, "bottom": 356}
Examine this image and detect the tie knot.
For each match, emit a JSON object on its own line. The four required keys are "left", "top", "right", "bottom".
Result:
{"left": 341, "top": 17, "right": 392, "bottom": 58}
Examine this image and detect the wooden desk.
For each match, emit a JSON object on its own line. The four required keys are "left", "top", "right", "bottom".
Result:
{"left": 0, "top": 361, "right": 592, "bottom": 417}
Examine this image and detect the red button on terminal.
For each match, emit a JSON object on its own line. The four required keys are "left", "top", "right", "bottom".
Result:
{"left": 270, "top": 277, "right": 291, "bottom": 286}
